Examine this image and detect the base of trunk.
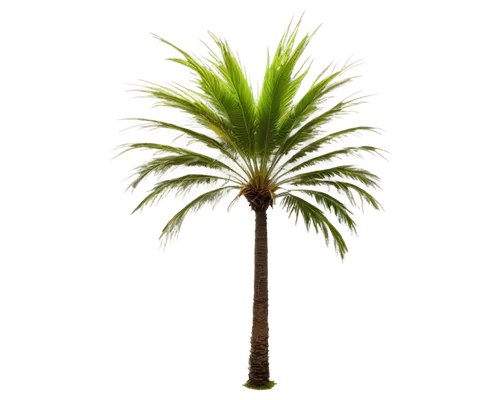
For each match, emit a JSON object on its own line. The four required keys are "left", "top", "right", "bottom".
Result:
{"left": 240, "top": 378, "right": 279, "bottom": 392}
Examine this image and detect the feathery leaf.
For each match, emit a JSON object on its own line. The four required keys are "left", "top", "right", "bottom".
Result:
{"left": 279, "top": 164, "right": 382, "bottom": 189}
{"left": 131, "top": 174, "right": 235, "bottom": 214}
{"left": 280, "top": 193, "right": 348, "bottom": 261}
{"left": 159, "top": 186, "right": 239, "bottom": 247}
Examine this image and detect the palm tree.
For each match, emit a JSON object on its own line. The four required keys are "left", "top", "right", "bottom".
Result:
{"left": 114, "top": 16, "right": 388, "bottom": 390}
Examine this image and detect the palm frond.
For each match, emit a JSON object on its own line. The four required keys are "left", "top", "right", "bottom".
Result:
{"left": 297, "top": 54, "right": 366, "bottom": 104}
{"left": 276, "top": 60, "right": 362, "bottom": 141}
{"left": 273, "top": 94, "right": 370, "bottom": 160}
{"left": 280, "top": 144, "right": 391, "bottom": 178}
{"left": 118, "top": 117, "right": 249, "bottom": 179}
{"left": 255, "top": 15, "right": 319, "bottom": 160}
{"left": 216, "top": 151, "right": 252, "bottom": 180}
{"left": 147, "top": 30, "right": 253, "bottom": 175}
{"left": 129, "top": 80, "right": 243, "bottom": 155}
{"left": 268, "top": 124, "right": 389, "bottom": 181}
{"left": 280, "top": 193, "right": 348, "bottom": 261}
{"left": 131, "top": 174, "right": 236, "bottom": 214}
{"left": 286, "top": 180, "right": 384, "bottom": 213}
{"left": 111, "top": 141, "right": 245, "bottom": 191}
{"left": 224, "top": 190, "right": 241, "bottom": 212}
{"left": 159, "top": 186, "right": 239, "bottom": 247}
{"left": 278, "top": 164, "right": 382, "bottom": 189}
{"left": 122, "top": 157, "right": 217, "bottom": 192}
{"left": 149, "top": 32, "right": 212, "bottom": 79}
{"left": 120, "top": 117, "right": 226, "bottom": 151}
{"left": 266, "top": 56, "right": 364, "bottom": 177}
{"left": 206, "top": 33, "right": 258, "bottom": 160}
{"left": 117, "top": 19, "right": 387, "bottom": 263}
{"left": 287, "top": 189, "right": 357, "bottom": 234}
{"left": 198, "top": 33, "right": 224, "bottom": 71}
{"left": 132, "top": 80, "right": 223, "bottom": 125}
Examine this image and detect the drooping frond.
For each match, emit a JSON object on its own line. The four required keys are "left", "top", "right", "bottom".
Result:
{"left": 268, "top": 124, "right": 388, "bottom": 181}
{"left": 287, "top": 180, "right": 384, "bottom": 213}
{"left": 123, "top": 156, "right": 239, "bottom": 192}
{"left": 280, "top": 193, "right": 348, "bottom": 261}
{"left": 112, "top": 141, "right": 245, "bottom": 191}
{"left": 225, "top": 190, "right": 241, "bottom": 212}
{"left": 271, "top": 94, "right": 370, "bottom": 162}
{"left": 282, "top": 126, "right": 381, "bottom": 166}
{"left": 295, "top": 187, "right": 359, "bottom": 236}
{"left": 131, "top": 174, "right": 236, "bottom": 214}
{"left": 278, "top": 164, "right": 382, "bottom": 189}
{"left": 159, "top": 186, "right": 239, "bottom": 247}
{"left": 118, "top": 115, "right": 249, "bottom": 176}
{"left": 131, "top": 80, "right": 229, "bottom": 136}
{"left": 121, "top": 117, "right": 231, "bottom": 153}
{"left": 280, "top": 144, "right": 391, "bottom": 178}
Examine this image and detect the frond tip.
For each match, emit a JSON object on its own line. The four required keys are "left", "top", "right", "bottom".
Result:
{"left": 158, "top": 186, "right": 240, "bottom": 248}
{"left": 280, "top": 193, "right": 348, "bottom": 261}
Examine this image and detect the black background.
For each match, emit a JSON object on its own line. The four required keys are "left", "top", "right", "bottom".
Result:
{"left": 88, "top": 6, "right": 415, "bottom": 398}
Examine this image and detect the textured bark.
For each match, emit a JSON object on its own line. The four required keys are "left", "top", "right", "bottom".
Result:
{"left": 248, "top": 209, "right": 270, "bottom": 387}
{"left": 242, "top": 187, "right": 274, "bottom": 212}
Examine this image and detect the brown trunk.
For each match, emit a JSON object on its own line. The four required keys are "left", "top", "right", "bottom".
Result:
{"left": 248, "top": 209, "right": 270, "bottom": 387}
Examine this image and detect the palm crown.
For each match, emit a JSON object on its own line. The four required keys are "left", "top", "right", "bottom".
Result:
{"left": 115, "top": 17, "right": 387, "bottom": 262}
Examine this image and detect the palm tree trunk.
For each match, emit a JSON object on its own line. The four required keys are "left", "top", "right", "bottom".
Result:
{"left": 248, "top": 209, "right": 270, "bottom": 387}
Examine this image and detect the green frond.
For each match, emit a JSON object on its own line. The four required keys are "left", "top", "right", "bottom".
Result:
{"left": 216, "top": 151, "right": 252, "bottom": 181}
{"left": 128, "top": 81, "right": 252, "bottom": 167}
{"left": 288, "top": 180, "right": 384, "bottom": 213}
{"left": 191, "top": 70, "right": 248, "bottom": 148}
{"left": 150, "top": 32, "right": 211, "bottom": 78}
{"left": 255, "top": 17, "right": 319, "bottom": 160}
{"left": 131, "top": 174, "right": 236, "bottom": 214}
{"left": 268, "top": 124, "right": 388, "bottom": 180}
{"left": 280, "top": 144, "right": 391, "bottom": 178}
{"left": 199, "top": 34, "right": 224, "bottom": 70}
{"left": 124, "top": 74, "right": 230, "bottom": 132}
{"left": 117, "top": 20, "right": 386, "bottom": 262}
{"left": 130, "top": 81, "right": 231, "bottom": 140}
{"left": 287, "top": 189, "right": 357, "bottom": 234}
{"left": 114, "top": 141, "right": 224, "bottom": 163}
{"left": 110, "top": 140, "right": 179, "bottom": 162}
{"left": 267, "top": 60, "right": 364, "bottom": 179}
{"left": 299, "top": 54, "right": 366, "bottom": 101}
{"left": 135, "top": 77, "right": 189, "bottom": 98}
{"left": 280, "top": 193, "right": 348, "bottom": 261}
{"left": 159, "top": 186, "right": 239, "bottom": 248}
{"left": 111, "top": 141, "right": 245, "bottom": 190}
{"left": 206, "top": 33, "right": 258, "bottom": 159}
{"left": 225, "top": 190, "right": 241, "bottom": 212}
{"left": 279, "top": 165, "right": 381, "bottom": 189}
{"left": 152, "top": 34, "right": 253, "bottom": 173}
{"left": 124, "top": 156, "right": 200, "bottom": 193}
{"left": 119, "top": 118, "right": 224, "bottom": 151}
{"left": 123, "top": 77, "right": 188, "bottom": 100}
{"left": 163, "top": 56, "right": 205, "bottom": 74}
{"left": 287, "top": 124, "right": 388, "bottom": 163}
{"left": 276, "top": 63, "right": 360, "bottom": 140}
{"left": 273, "top": 94, "right": 370, "bottom": 161}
